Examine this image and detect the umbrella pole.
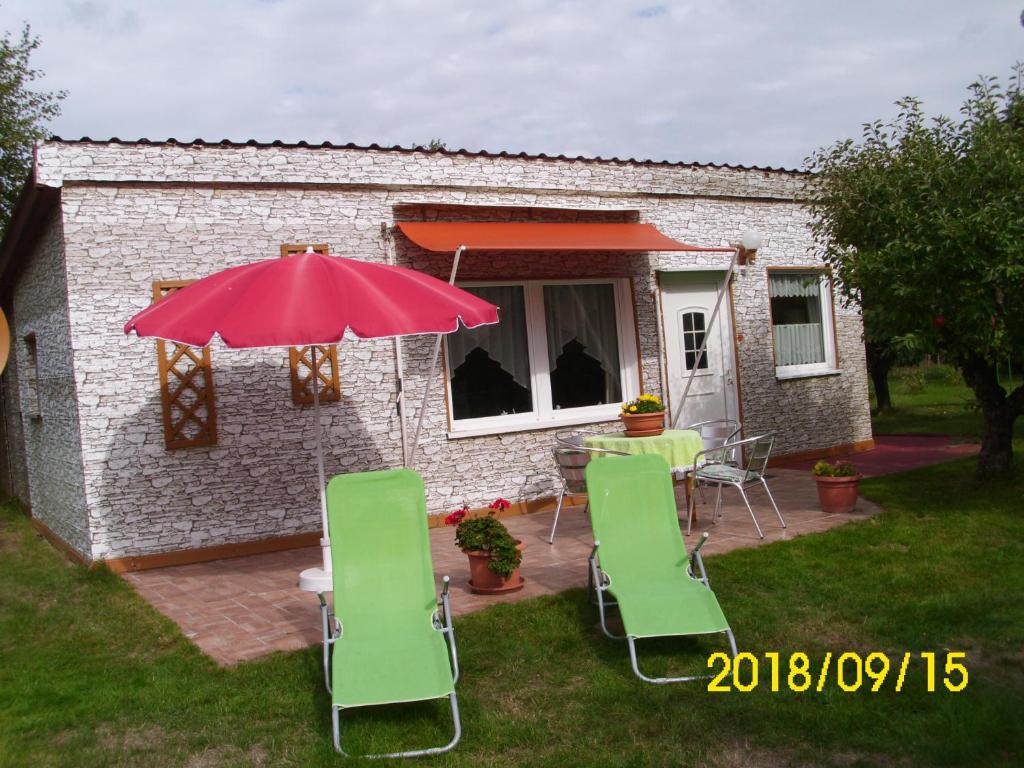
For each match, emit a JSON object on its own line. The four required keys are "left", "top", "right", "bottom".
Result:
{"left": 408, "top": 245, "right": 465, "bottom": 469}
{"left": 310, "top": 345, "right": 331, "bottom": 572}
{"left": 381, "top": 223, "right": 410, "bottom": 467}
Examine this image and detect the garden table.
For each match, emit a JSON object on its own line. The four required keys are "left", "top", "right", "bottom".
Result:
{"left": 583, "top": 429, "right": 704, "bottom": 471}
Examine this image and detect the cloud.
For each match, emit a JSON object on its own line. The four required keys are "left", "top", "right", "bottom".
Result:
{"left": 0, "top": 0, "right": 1020, "bottom": 169}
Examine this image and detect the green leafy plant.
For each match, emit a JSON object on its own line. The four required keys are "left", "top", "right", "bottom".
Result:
{"left": 812, "top": 460, "right": 860, "bottom": 478}
{"left": 446, "top": 499, "right": 521, "bottom": 577}
{"left": 805, "top": 64, "right": 1024, "bottom": 478}
{"left": 0, "top": 23, "right": 66, "bottom": 232}
{"left": 620, "top": 393, "right": 665, "bottom": 414}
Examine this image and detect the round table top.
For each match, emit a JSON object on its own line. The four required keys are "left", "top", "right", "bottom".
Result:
{"left": 584, "top": 428, "right": 704, "bottom": 470}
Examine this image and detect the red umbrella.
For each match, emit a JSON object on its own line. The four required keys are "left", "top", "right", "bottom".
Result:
{"left": 124, "top": 250, "right": 497, "bottom": 346}
{"left": 124, "top": 250, "right": 498, "bottom": 585}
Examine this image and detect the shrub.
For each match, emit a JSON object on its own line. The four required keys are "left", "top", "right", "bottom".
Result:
{"left": 447, "top": 499, "right": 521, "bottom": 577}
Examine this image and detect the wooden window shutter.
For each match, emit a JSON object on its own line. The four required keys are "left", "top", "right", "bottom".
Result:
{"left": 153, "top": 280, "right": 218, "bottom": 449}
{"left": 280, "top": 244, "right": 341, "bottom": 405}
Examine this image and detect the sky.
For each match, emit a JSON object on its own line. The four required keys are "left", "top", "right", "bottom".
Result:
{"left": 0, "top": 1, "right": 1021, "bottom": 170}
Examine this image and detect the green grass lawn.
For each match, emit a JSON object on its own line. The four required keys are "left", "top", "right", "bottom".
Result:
{"left": 871, "top": 363, "right": 1023, "bottom": 439}
{"left": 3, "top": 372, "right": 1023, "bottom": 767}
{"left": 2, "top": 452, "right": 1022, "bottom": 767}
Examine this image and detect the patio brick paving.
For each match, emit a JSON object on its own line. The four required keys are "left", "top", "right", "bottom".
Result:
{"left": 123, "top": 468, "right": 880, "bottom": 665}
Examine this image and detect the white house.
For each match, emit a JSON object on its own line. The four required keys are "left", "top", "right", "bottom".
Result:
{"left": 0, "top": 138, "right": 872, "bottom": 571}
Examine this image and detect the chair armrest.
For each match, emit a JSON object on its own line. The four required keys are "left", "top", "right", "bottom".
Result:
{"left": 691, "top": 445, "right": 725, "bottom": 475}
{"left": 689, "top": 532, "right": 710, "bottom": 587}
{"left": 438, "top": 575, "right": 460, "bottom": 684}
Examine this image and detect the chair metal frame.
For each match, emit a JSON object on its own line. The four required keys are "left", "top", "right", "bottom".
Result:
{"left": 679, "top": 419, "right": 742, "bottom": 503}
{"left": 686, "top": 433, "right": 786, "bottom": 539}
{"left": 549, "top": 439, "right": 628, "bottom": 544}
{"left": 685, "top": 419, "right": 742, "bottom": 452}
{"left": 322, "top": 577, "right": 462, "bottom": 758}
{"left": 588, "top": 532, "right": 738, "bottom": 683}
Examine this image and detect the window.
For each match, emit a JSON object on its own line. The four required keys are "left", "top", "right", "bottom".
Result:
{"left": 153, "top": 281, "right": 218, "bottom": 449}
{"left": 680, "top": 311, "right": 709, "bottom": 371}
{"left": 22, "top": 333, "right": 41, "bottom": 419}
{"left": 280, "top": 244, "right": 341, "bottom": 405}
{"left": 768, "top": 271, "right": 837, "bottom": 377}
{"left": 445, "top": 279, "right": 638, "bottom": 433}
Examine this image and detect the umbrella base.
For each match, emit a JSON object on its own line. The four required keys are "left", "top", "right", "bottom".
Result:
{"left": 299, "top": 566, "right": 333, "bottom": 593}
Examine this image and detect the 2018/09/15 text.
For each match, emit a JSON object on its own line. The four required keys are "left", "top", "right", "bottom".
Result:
{"left": 706, "top": 652, "right": 968, "bottom": 693}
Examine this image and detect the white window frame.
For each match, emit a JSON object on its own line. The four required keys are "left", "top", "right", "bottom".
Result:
{"left": 445, "top": 278, "right": 640, "bottom": 437}
{"left": 769, "top": 270, "right": 839, "bottom": 379}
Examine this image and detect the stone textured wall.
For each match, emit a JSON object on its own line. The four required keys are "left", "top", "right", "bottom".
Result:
{"left": 36, "top": 141, "right": 870, "bottom": 560}
{"left": 9, "top": 207, "right": 91, "bottom": 554}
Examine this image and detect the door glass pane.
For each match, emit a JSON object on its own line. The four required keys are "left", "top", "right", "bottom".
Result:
{"left": 681, "top": 311, "right": 709, "bottom": 371}
{"left": 447, "top": 286, "right": 533, "bottom": 419}
{"left": 769, "top": 273, "right": 825, "bottom": 366}
{"left": 543, "top": 283, "right": 622, "bottom": 409}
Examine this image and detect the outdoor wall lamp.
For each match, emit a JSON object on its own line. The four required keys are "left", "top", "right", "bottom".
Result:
{"left": 736, "top": 230, "right": 763, "bottom": 265}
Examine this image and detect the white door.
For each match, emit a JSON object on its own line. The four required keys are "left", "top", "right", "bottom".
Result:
{"left": 659, "top": 272, "right": 739, "bottom": 429}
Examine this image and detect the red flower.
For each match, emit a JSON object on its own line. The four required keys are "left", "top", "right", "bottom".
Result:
{"left": 489, "top": 498, "right": 511, "bottom": 512}
{"left": 444, "top": 506, "right": 468, "bottom": 526}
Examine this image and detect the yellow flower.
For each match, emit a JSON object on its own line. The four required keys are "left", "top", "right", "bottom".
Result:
{"left": 629, "top": 405, "right": 638, "bottom": 412}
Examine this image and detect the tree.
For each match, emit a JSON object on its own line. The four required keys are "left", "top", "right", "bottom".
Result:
{"left": 0, "top": 22, "right": 65, "bottom": 234}
{"left": 805, "top": 66, "right": 1024, "bottom": 478}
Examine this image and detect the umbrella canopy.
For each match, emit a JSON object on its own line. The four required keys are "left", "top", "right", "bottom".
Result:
{"left": 124, "top": 250, "right": 498, "bottom": 346}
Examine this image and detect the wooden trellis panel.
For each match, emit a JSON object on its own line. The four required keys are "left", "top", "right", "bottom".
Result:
{"left": 280, "top": 243, "right": 341, "bottom": 405}
{"left": 153, "top": 280, "right": 218, "bottom": 449}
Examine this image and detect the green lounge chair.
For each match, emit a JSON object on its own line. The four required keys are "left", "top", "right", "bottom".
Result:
{"left": 585, "top": 453, "right": 738, "bottom": 683}
{"left": 322, "top": 468, "right": 461, "bottom": 757}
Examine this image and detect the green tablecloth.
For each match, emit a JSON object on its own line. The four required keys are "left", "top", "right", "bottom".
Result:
{"left": 584, "top": 429, "right": 704, "bottom": 470}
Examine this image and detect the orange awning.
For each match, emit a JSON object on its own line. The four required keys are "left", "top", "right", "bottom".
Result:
{"left": 396, "top": 222, "right": 733, "bottom": 253}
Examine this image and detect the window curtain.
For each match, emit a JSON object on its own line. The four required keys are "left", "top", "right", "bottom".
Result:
{"left": 543, "top": 284, "right": 622, "bottom": 401}
{"left": 770, "top": 273, "right": 825, "bottom": 366}
{"left": 446, "top": 285, "right": 531, "bottom": 388}
{"left": 769, "top": 273, "right": 822, "bottom": 298}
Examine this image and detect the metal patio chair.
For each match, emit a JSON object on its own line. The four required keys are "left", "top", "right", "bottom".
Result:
{"left": 549, "top": 437, "right": 628, "bottom": 544}
{"left": 585, "top": 453, "right": 738, "bottom": 683}
{"left": 679, "top": 419, "right": 742, "bottom": 502}
{"left": 686, "top": 433, "right": 787, "bottom": 539}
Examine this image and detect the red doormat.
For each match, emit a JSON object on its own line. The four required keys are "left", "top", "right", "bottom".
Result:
{"left": 777, "top": 435, "right": 979, "bottom": 478}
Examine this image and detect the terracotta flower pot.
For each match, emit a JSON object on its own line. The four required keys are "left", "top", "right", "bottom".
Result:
{"left": 815, "top": 475, "right": 862, "bottom": 514}
{"left": 620, "top": 411, "right": 666, "bottom": 437}
{"left": 465, "top": 540, "right": 526, "bottom": 594}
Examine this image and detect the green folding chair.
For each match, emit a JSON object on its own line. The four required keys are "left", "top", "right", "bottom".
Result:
{"left": 585, "top": 453, "right": 738, "bottom": 683}
{"left": 322, "top": 469, "right": 461, "bottom": 757}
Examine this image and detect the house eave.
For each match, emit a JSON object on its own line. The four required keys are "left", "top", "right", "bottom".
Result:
{"left": 0, "top": 157, "right": 61, "bottom": 306}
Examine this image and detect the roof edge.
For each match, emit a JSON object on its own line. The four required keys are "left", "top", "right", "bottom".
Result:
{"left": 45, "top": 136, "right": 809, "bottom": 176}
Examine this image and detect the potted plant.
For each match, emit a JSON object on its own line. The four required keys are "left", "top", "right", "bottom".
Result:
{"left": 619, "top": 394, "right": 666, "bottom": 437}
{"left": 812, "top": 460, "right": 863, "bottom": 513}
{"left": 445, "top": 498, "right": 525, "bottom": 594}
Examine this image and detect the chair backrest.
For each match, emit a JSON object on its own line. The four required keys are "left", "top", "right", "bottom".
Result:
{"left": 554, "top": 429, "right": 598, "bottom": 449}
{"left": 327, "top": 469, "right": 437, "bottom": 625}
{"left": 743, "top": 434, "right": 774, "bottom": 479}
{"left": 585, "top": 454, "right": 689, "bottom": 587}
{"left": 686, "top": 419, "right": 741, "bottom": 452}
{"left": 711, "top": 433, "right": 774, "bottom": 481}
{"left": 553, "top": 447, "right": 590, "bottom": 494}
